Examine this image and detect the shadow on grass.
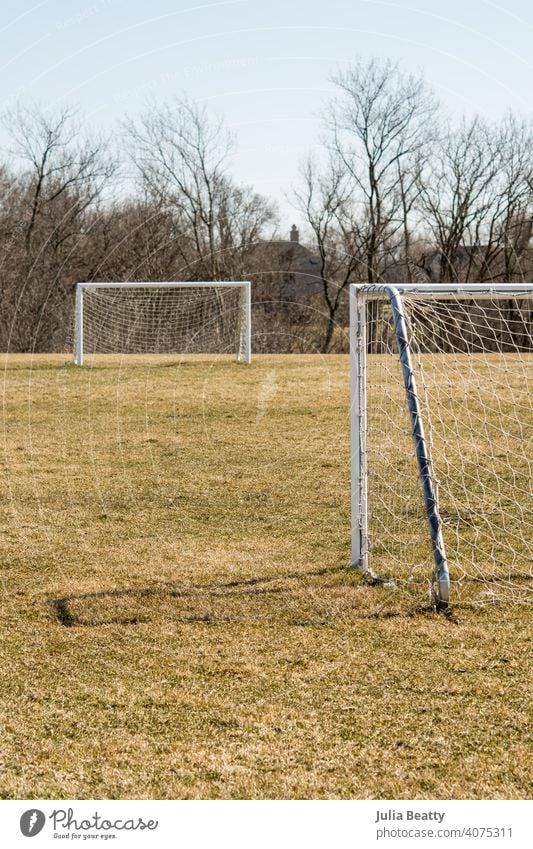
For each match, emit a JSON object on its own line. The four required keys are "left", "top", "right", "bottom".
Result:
{"left": 46, "top": 565, "right": 442, "bottom": 628}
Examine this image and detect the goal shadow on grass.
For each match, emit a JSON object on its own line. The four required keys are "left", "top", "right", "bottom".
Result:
{"left": 46, "top": 566, "right": 440, "bottom": 628}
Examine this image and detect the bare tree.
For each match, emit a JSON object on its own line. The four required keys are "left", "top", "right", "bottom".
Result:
{"left": 490, "top": 114, "right": 533, "bottom": 283}
{"left": 294, "top": 155, "right": 363, "bottom": 351}
{"left": 417, "top": 117, "right": 500, "bottom": 282}
{"left": 1, "top": 103, "right": 117, "bottom": 351}
{"left": 125, "top": 98, "right": 276, "bottom": 281}
{"left": 5, "top": 104, "right": 115, "bottom": 253}
{"left": 327, "top": 57, "right": 437, "bottom": 286}
{"left": 417, "top": 114, "right": 533, "bottom": 284}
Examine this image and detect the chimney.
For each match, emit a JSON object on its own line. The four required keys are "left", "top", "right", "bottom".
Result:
{"left": 290, "top": 224, "right": 299, "bottom": 243}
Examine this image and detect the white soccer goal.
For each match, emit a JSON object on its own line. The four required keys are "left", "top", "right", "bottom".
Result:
{"left": 73, "top": 281, "right": 252, "bottom": 365}
{"left": 350, "top": 283, "right": 532, "bottom": 608}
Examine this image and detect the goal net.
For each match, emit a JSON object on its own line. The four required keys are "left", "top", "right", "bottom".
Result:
{"left": 74, "top": 281, "right": 251, "bottom": 365}
{"left": 350, "top": 284, "right": 532, "bottom": 608}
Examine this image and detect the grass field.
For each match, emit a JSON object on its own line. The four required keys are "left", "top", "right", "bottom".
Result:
{"left": 0, "top": 354, "right": 531, "bottom": 799}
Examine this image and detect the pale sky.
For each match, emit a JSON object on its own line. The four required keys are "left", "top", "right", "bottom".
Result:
{"left": 1, "top": 0, "right": 532, "bottom": 228}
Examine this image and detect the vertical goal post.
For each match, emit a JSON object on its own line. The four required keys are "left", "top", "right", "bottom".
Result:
{"left": 350, "top": 283, "right": 533, "bottom": 609}
{"left": 74, "top": 280, "right": 252, "bottom": 366}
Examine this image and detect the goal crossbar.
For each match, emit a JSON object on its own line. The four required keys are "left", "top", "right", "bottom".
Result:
{"left": 354, "top": 283, "right": 533, "bottom": 299}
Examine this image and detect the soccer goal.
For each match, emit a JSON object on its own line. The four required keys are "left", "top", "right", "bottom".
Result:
{"left": 73, "top": 281, "right": 252, "bottom": 365}
{"left": 350, "top": 283, "right": 532, "bottom": 608}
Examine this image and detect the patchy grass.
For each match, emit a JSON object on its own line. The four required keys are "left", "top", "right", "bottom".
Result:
{"left": 0, "top": 354, "right": 531, "bottom": 799}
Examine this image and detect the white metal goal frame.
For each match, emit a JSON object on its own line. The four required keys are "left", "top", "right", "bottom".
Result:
{"left": 73, "top": 280, "right": 252, "bottom": 366}
{"left": 349, "top": 282, "right": 533, "bottom": 608}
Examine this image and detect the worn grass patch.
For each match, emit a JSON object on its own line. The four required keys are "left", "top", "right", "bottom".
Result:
{"left": 0, "top": 354, "right": 531, "bottom": 799}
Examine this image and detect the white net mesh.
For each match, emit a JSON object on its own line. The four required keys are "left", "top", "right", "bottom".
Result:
{"left": 360, "top": 291, "right": 532, "bottom": 606}
{"left": 76, "top": 284, "right": 247, "bottom": 359}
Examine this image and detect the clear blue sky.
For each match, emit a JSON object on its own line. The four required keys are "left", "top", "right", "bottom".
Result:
{"left": 1, "top": 0, "right": 532, "bottom": 228}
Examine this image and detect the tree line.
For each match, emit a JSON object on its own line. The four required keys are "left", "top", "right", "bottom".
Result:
{"left": 1, "top": 56, "right": 532, "bottom": 354}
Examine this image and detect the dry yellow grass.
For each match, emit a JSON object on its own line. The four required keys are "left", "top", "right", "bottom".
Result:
{"left": 0, "top": 354, "right": 531, "bottom": 799}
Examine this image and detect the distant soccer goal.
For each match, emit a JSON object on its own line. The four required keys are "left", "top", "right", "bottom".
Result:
{"left": 73, "top": 281, "right": 252, "bottom": 365}
{"left": 350, "top": 283, "right": 532, "bottom": 608}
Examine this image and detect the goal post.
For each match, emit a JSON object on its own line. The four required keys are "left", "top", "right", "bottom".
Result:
{"left": 350, "top": 283, "right": 533, "bottom": 608}
{"left": 73, "top": 281, "right": 252, "bottom": 366}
